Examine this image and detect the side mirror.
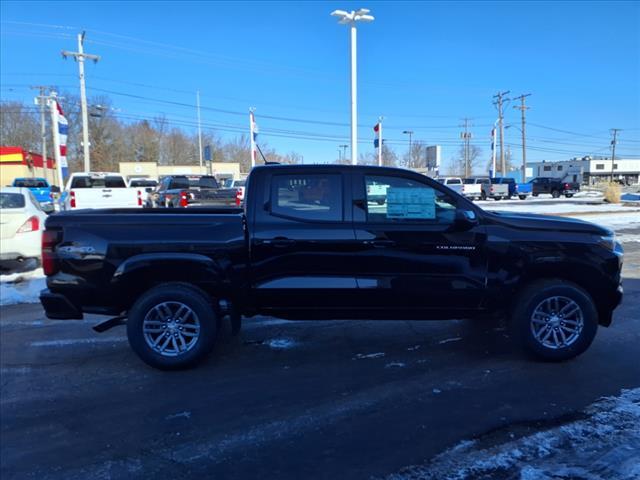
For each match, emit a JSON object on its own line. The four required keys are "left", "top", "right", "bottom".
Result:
{"left": 50, "top": 185, "right": 61, "bottom": 193}
{"left": 454, "top": 209, "right": 478, "bottom": 229}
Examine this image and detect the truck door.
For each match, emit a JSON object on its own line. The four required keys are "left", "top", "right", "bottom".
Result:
{"left": 351, "top": 171, "right": 488, "bottom": 317}
{"left": 250, "top": 170, "right": 360, "bottom": 316}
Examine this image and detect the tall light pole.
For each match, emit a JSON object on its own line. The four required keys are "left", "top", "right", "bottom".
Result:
{"left": 62, "top": 32, "right": 100, "bottom": 172}
{"left": 403, "top": 130, "right": 414, "bottom": 165}
{"left": 331, "top": 8, "right": 374, "bottom": 165}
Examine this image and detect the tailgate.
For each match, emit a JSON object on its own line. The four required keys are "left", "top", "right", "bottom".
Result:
{"left": 72, "top": 188, "right": 141, "bottom": 209}
{"left": 190, "top": 188, "right": 236, "bottom": 206}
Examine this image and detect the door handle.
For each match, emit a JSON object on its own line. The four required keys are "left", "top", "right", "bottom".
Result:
{"left": 363, "top": 240, "right": 396, "bottom": 248}
{"left": 258, "top": 237, "right": 296, "bottom": 247}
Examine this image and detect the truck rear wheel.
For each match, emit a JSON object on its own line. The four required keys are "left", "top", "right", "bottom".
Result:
{"left": 127, "top": 283, "right": 218, "bottom": 370}
{"left": 510, "top": 279, "right": 598, "bottom": 362}
{"left": 551, "top": 190, "right": 560, "bottom": 198}
{"left": 518, "top": 195, "right": 527, "bottom": 200}
{"left": 565, "top": 193, "right": 574, "bottom": 198}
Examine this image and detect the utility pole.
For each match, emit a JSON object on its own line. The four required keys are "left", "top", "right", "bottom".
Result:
{"left": 62, "top": 31, "right": 100, "bottom": 172}
{"left": 403, "top": 130, "right": 414, "bottom": 165}
{"left": 377, "top": 116, "right": 383, "bottom": 166}
{"left": 460, "top": 118, "right": 472, "bottom": 177}
{"left": 610, "top": 128, "right": 621, "bottom": 181}
{"left": 513, "top": 94, "right": 531, "bottom": 183}
{"left": 339, "top": 144, "right": 349, "bottom": 162}
{"left": 493, "top": 90, "right": 510, "bottom": 175}
{"left": 196, "top": 90, "right": 204, "bottom": 174}
{"left": 32, "top": 86, "right": 51, "bottom": 182}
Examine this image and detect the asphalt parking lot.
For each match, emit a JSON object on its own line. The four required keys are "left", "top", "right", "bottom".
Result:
{"left": 1, "top": 226, "right": 639, "bottom": 480}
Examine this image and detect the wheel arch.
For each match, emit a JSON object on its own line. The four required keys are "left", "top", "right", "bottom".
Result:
{"left": 513, "top": 263, "right": 611, "bottom": 326}
{"left": 110, "top": 253, "right": 227, "bottom": 312}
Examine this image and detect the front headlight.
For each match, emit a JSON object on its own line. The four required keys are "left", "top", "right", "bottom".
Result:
{"left": 597, "top": 234, "right": 623, "bottom": 256}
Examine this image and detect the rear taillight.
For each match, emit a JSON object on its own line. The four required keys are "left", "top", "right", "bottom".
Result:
{"left": 490, "top": 186, "right": 494, "bottom": 192}
{"left": 42, "top": 229, "right": 62, "bottom": 276}
{"left": 235, "top": 189, "right": 242, "bottom": 206}
{"left": 179, "top": 191, "right": 188, "bottom": 208}
{"left": 564, "top": 183, "right": 569, "bottom": 189}
{"left": 17, "top": 216, "right": 40, "bottom": 233}
{"left": 70, "top": 191, "right": 76, "bottom": 208}
{"left": 137, "top": 190, "right": 143, "bottom": 206}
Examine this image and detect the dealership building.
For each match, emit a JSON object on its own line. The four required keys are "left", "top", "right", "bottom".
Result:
{"left": 528, "top": 156, "right": 640, "bottom": 185}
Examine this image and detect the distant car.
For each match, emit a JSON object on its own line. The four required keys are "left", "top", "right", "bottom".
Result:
{"left": 530, "top": 177, "right": 580, "bottom": 198}
{"left": 0, "top": 187, "right": 48, "bottom": 272}
{"left": 11, "top": 177, "right": 56, "bottom": 212}
{"left": 154, "top": 175, "right": 240, "bottom": 208}
{"left": 461, "top": 178, "right": 482, "bottom": 200}
{"left": 60, "top": 172, "right": 144, "bottom": 210}
{"left": 437, "top": 177, "right": 464, "bottom": 195}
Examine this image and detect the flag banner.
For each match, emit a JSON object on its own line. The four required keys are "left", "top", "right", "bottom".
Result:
{"left": 374, "top": 138, "right": 379, "bottom": 148}
{"left": 55, "top": 101, "right": 69, "bottom": 179}
{"left": 373, "top": 122, "right": 381, "bottom": 147}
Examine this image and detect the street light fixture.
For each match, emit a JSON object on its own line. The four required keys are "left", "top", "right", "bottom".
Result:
{"left": 331, "top": 8, "right": 374, "bottom": 165}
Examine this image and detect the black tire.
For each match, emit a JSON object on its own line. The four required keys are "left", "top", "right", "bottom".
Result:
{"left": 510, "top": 279, "right": 598, "bottom": 362}
{"left": 565, "top": 193, "right": 573, "bottom": 198}
{"left": 127, "top": 283, "right": 218, "bottom": 370}
{"left": 494, "top": 196, "right": 502, "bottom": 201}
{"left": 481, "top": 191, "right": 487, "bottom": 200}
{"left": 532, "top": 193, "right": 539, "bottom": 197}
{"left": 518, "top": 195, "right": 527, "bottom": 200}
{"left": 551, "top": 190, "right": 560, "bottom": 198}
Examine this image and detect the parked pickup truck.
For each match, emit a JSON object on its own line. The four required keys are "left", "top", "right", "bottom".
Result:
{"left": 11, "top": 177, "right": 58, "bottom": 212}
{"left": 40, "top": 164, "right": 623, "bottom": 370}
{"left": 60, "top": 172, "right": 143, "bottom": 210}
{"left": 466, "top": 177, "right": 509, "bottom": 201}
{"left": 461, "top": 178, "right": 482, "bottom": 200}
{"left": 436, "top": 177, "right": 463, "bottom": 195}
{"left": 153, "top": 175, "right": 239, "bottom": 208}
{"left": 530, "top": 177, "right": 580, "bottom": 198}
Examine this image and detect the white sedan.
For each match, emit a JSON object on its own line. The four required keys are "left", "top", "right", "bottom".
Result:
{"left": 0, "top": 187, "right": 49, "bottom": 272}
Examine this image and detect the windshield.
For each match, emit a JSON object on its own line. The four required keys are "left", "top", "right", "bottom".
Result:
{"left": 130, "top": 180, "right": 157, "bottom": 187}
{"left": 13, "top": 178, "right": 48, "bottom": 188}
{"left": 70, "top": 176, "right": 127, "bottom": 188}
{"left": 188, "top": 177, "right": 219, "bottom": 189}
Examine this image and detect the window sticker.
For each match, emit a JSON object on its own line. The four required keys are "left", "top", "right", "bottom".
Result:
{"left": 386, "top": 187, "right": 436, "bottom": 219}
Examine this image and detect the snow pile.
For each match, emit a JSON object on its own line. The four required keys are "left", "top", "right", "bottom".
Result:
{"left": 386, "top": 388, "right": 640, "bottom": 480}
{"left": 0, "top": 268, "right": 45, "bottom": 306}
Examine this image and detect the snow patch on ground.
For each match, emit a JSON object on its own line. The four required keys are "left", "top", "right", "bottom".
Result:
{"left": 618, "top": 233, "right": 640, "bottom": 243}
{"left": 265, "top": 338, "right": 297, "bottom": 349}
{"left": 353, "top": 352, "right": 386, "bottom": 360}
{"left": 386, "top": 388, "right": 640, "bottom": 480}
{"left": 385, "top": 362, "right": 406, "bottom": 368}
{"left": 0, "top": 268, "right": 45, "bottom": 306}
{"left": 30, "top": 337, "right": 127, "bottom": 347}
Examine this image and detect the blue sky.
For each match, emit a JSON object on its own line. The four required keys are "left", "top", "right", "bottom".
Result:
{"left": 1, "top": 0, "right": 639, "bottom": 171}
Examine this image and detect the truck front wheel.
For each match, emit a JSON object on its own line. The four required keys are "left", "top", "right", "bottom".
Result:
{"left": 510, "top": 279, "right": 598, "bottom": 362}
{"left": 551, "top": 190, "right": 560, "bottom": 198}
{"left": 127, "top": 283, "right": 218, "bottom": 370}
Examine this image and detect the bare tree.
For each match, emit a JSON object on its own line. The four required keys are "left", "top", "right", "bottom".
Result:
{"left": 449, "top": 144, "right": 483, "bottom": 176}
{"left": 0, "top": 102, "right": 40, "bottom": 151}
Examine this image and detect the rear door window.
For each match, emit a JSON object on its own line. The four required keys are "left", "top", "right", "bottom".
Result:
{"left": 0, "top": 193, "right": 26, "bottom": 209}
{"left": 364, "top": 175, "right": 456, "bottom": 224}
{"left": 271, "top": 174, "right": 343, "bottom": 222}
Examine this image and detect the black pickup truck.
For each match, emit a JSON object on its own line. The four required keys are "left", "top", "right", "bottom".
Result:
{"left": 152, "top": 175, "right": 240, "bottom": 208}
{"left": 530, "top": 177, "right": 580, "bottom": 198}
{"left": 40, "top": 165, "right": 623, "bottom": 369}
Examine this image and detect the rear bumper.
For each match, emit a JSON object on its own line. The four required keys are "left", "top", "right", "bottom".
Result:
{"left": 40, "top": 289, "right": 83, "bottom": 320}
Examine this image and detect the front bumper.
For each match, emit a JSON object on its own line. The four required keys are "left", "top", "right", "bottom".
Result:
{"left": 40, "top": 289, "right": 83, "bottom": 320}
